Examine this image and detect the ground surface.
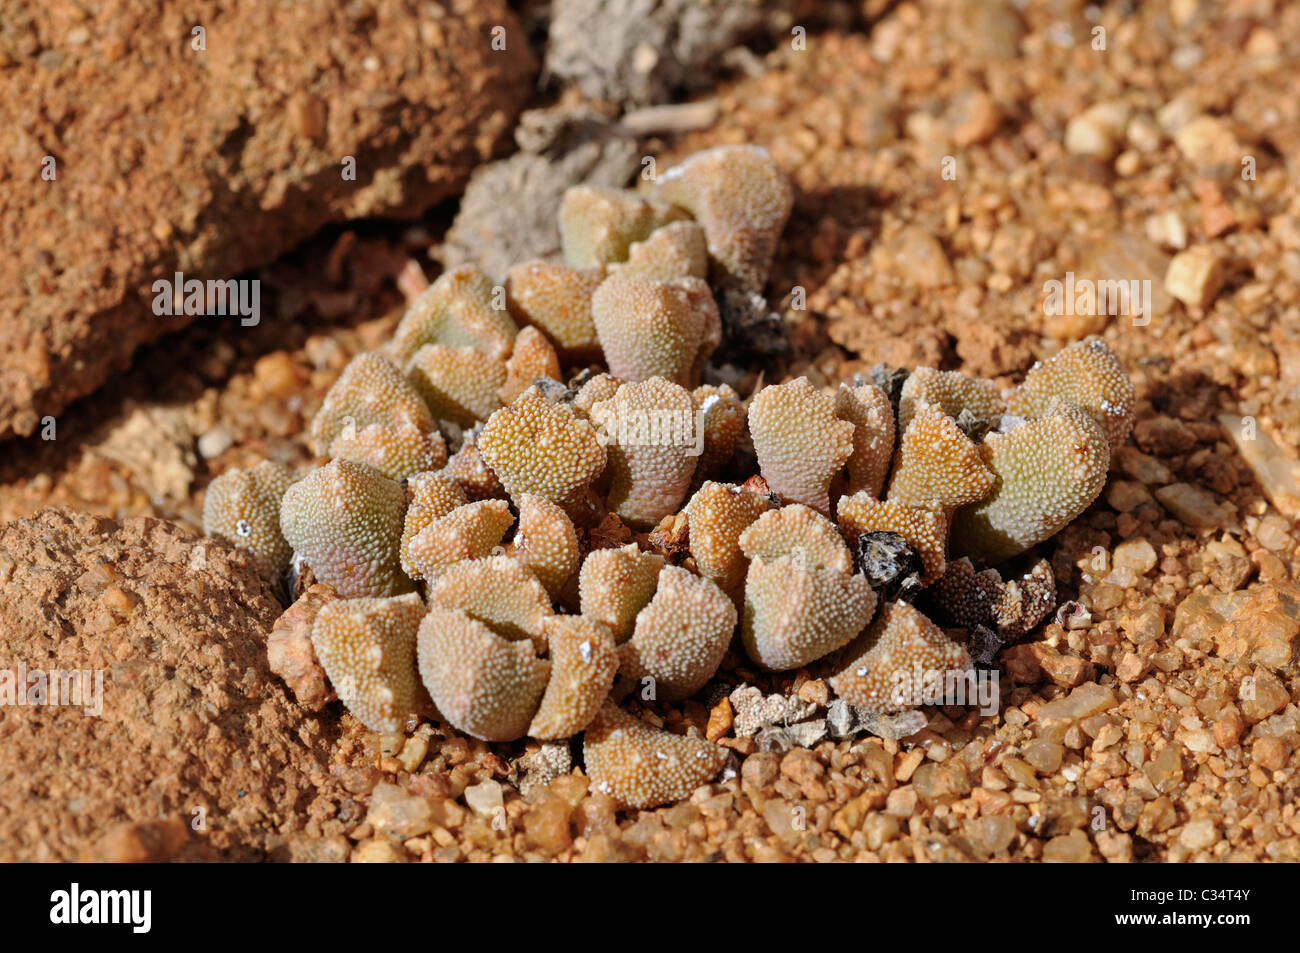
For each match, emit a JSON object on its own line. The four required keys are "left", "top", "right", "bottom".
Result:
{"left": 2, "top": 0, "right": 1299, "bottom": 861}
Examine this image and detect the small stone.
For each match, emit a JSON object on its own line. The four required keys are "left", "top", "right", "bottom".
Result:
{"left": 267, "top": 584, "right": 338, "bottom": 712}
{"left": 1112, "top": 538, "right": 1158, "bottom": 574}
{"left": 796, "top": 678, "right": 830, "bottom": 708}
{"left": 1165, "top": 246, "right": 1228, "bottom": 309}
{"left": 786, "top": 720, "right": 828, "bottom": 748}
{"left": 1037, "top": 682, "right": 1118, "bottom": 721}
{"left": 1064, "top": 104, "right": 1127, "bottom": 159}
{"left": 397, "top": 734, "right": 429, "bottom": 773}
{"left": 1032, "top": 644, "right": 1091, "bottom": 689}
{"left": 1173, "top": 115, "right": 1242, "bottom": 167}
{"left": 1240, "top": 670, "right": 1288, "bottom": 722}
{"left": 1043, "top": 829, "right": 1094, "bottom": 862}
{"left": 197, "top": 425, "right": 234, "bottom": 460}
{"left": 1213, "top": 709, "right": 1244, "bottom": 749}
{"left": 741, "top": 752, "right": 779, "bottom": 789}
{"left": 1133, "top": 416, "right": 1198, "bottom": 456}
{"left": 1145, "top": 210, "right": 1188, "bottom": 250}
{"left": 351, "top": 839, "right": 408, "bottom": 863}
{"left": 1023, "top": 739, "right": 1064, "bottom": 773}
{"left": 706, "top": 698, "right": 733, "bottom": 741}
{"left": 1177, "top": 817, "right": 1218, "bottom": 851}
{"left": 969, "top": 625, "right": 1003, "bottom": 666}
{"left": 1107, "top": 480, "right": 1153, "bottom": 512}
{"left": 1218, "top": 414, "right": 1300, "bottom": 518}
{"left": 887, "top": 225, "right": 954, "bottom": 288}
{"left": 965, "top": 815, "right": 1016, "bottom": 856}
{"left": 1143, "top": 745, "right": 1184, "bottom": 794}
{"left": 1116, "top": 651, "right": 1149, "bottom": 683}
{"left": 1118, "top": 602, "right": 1165, "bottom": 644}
{"left": 859, "top": 709, "right": 927, "bottom": 741}
{"left": 1089, "top": 583, "right": 1124, "bottom": 612}
{"left": 1255, "top": 514, "right": 1293, "bottom": 552}
{"left": 366, "top": 782, "right": 433, "bottom": 840}
{"left": 523, "top": 797, "right": 572, "bottom": 856}
{"left": 464, "top": 780, "right": 505, "bottom": 818}
{"left": 1155, "top": 483, "right": 1236, "bottom": 530}
{"left": 1251, "top": 735, "right": 1287, "bottom": 772}
{"left": 1115, "top": 446, "right": 1172, "bottom": 484}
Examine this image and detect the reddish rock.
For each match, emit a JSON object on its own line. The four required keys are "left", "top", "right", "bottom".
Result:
{"left": 0, "top": 0, "right": 536, "bottom": 439}
{"left": 0, "top": 508, "right": 342, "bottom": 860}
{"left": 268, "top": 583, "right": 340, "bottom": 711}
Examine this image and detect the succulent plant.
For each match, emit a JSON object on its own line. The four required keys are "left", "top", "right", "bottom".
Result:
{"left": 202, "top": 460, "right": 294, "bottom": 577}
{"left": 559, "top": 185, "right": 688, "bottom": 269}
{"left": 583, "top": 701, "right": 728, "bottom": 810}
{"left": 390, "top": 264, "right": 517, "bottom": 364}
{"left": 749, "top": 377, "right": 854, "bottom": 516}
{"left": 312, "top": 593, "right": 425, "bottom": 732}
{"left": 311, "top": 352, "right": 446, "bottom": 481}
{"left": 591, "top": 273, "right": 720, "bottom": 388}
{"left": 280, "top": 458, "right": 412, "bottom": 598}
{"left": 651, "top": 144, "right": 793, "bottom": 296}
{"left": 209, "top": 144, "right": 1137, "bottom": 773}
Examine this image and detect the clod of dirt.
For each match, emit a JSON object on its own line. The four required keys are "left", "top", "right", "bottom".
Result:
{"left": 0, "top": 508, "right": 342, "bottom": 861}
{"left": 0, "top": 0, "right": 536, "bottom": 440}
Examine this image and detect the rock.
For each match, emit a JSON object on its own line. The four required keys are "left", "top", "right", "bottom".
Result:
{"left": 267, "top": 583, "right": 340, "bottom": 711}
{"left": 284, "top": 834, "right": 352, "bottom": 864}
{"left": 1133, "top": 416, "right": 1198, "bottom": 456}
{"left": 523, "top": 796, "right": 573, "bottom": 856}
{"left": 1118, "top": 602, "right": 1165, "bottom": 645}
{"left": 855, "top": 530, "right": 923, "bottom": 599}
{"left": 706, "top": 697, "right": 734, "bottom": 741}
{"left": 197, "top": 424, "right": 235, "bottom": 460}
{"left": 886, "top": 225, "right": 955, "bottom": 289}
{"left": 1219, "top": 414, "right": 1300, "bottom": 518}
{"left": 1174, "top": 583, "right": 1300, "bottom": 672}
{"left": 0, "top": 508, "right": 337, "bottom": 861}
{"left": 1114, "top": 446, "right": 1172, "bottom": 485}
{"left": 1036, "top": 682, "right": 1118, "bottom": 721}
{"left": 351, "top": 839, "right": 408, "bottom": 863}
{"left": 786, "top": 720, "right": 829, "bottom": 748}
{"left": 1064, "top": 103, "right": 1129, "bottom": 160}
{"left": 1043, "top": 829, "right": 1095, "bottom": 862}
{"left": 1106, "top": 479, "right": 1153, "bottom": 512}
{"left": 93, "top": 405, "right": 196, "bottom": 502}
{"left": 1240, "top": 669, "right": 1289, "bottom": 723}
{"left": 0, "top": 0, "right": 536, "bottom": 439}
{"left": 1173, "top": 115, "right": 1243, "bottom": 167}
{"left": 1165, "top": 246, "right": 1228, "bottom": 309}
{"left": 1155, "top": 483, "right": 1237, "bottom": 530}
{"left": 464, "top": 779, "right": 505, "bottom": 818}
{"left": 859, "top": 709, "right": 927, "bottom": 741}
{"left": 1143, "top": 745, "right": 1184, "bottom": 794}
{"left": 365, "top": 782, "right": 434, "bottom": 840}
{"left": 94, "top": 818, "right": 190, "bottom": 863}
{"left": 1022, "top": 739, "right": 1064, "bottom": 773}
{"left": 1112, "top": 538, "right": 1158, "bottom": 574}
{"left": 965, "top": 815, "right": 1016, "bottom": 856}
